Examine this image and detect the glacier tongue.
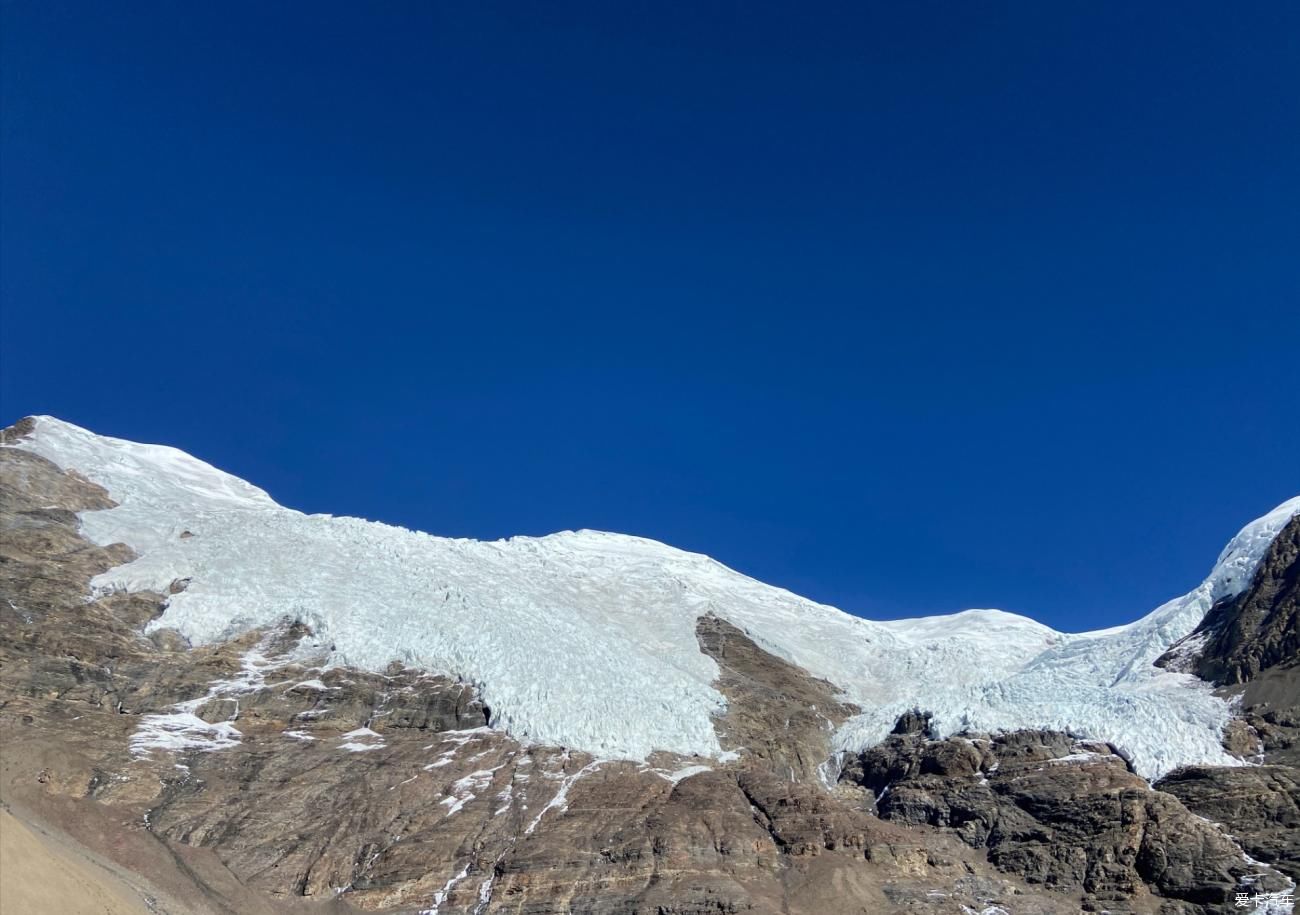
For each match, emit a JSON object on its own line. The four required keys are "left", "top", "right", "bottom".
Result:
{"left": 9, "top": 415, "right": 1299, "bottom": 779}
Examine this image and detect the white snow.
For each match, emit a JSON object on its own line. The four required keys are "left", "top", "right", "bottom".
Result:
{"left": 420, "top": 862, "right": 470, "bottom": 915}
{"left": 439, "top": 793, "right": 473, "bottom": 816}
{"left": 10, "top": 416, "right": 1299, "bottom": 780}
{"left": 525, "top": 760, "right": 602, "bottom": 835}
{"left": 338, "top": 727, "right": 386, "bottom": 752}
{"left": 132, "top": 711, "right": 242, "bottom": 755}
{"left": 1047, "top": 752, "right": 1103, "bottom": 765}
{"left": 130, "top": 638, "right": 305, "bottom": 756}
{"left": 475, "top": 871, "right": 496, "bottom": 912}
{"left": 440, "top": 767, "right": 501, "bottom": 817}
{"left": 651, "top": 764, "right": 714, "bottom": 784}
{"left": 493, "top": 784, "right": 513, "bottom": 815}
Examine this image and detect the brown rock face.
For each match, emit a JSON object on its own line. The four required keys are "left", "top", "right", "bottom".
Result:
{"left": 1, "top": 423, "right": 1293, "bottom": 914}
{"left": 1150, "top": 510, "right": 1300, "bottom": 883}
{"left": 1157, "top": 766, "right": 1300, "bottom": 880}
{"left": 839, "top": 725, "right": 1285, "bottom": 910}
{"left": 1162, "top": 514, "right": 1300, "bottom": 687}
{"left": 695, "top": 613, "right": 858, "bottom": 781}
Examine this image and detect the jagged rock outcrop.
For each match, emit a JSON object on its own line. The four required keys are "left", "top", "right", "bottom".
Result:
{"left": 1151, "top": 512, "right": 1300, "bottom": 882}
{"left": 1159, "top": 514, "right": 1300, "bottom": 687}
{"left": 839, "top": 724, "right": 1287, "bottom": 911}
{"left": 1157, "top": 765, "right": 1300, "bottom": 881}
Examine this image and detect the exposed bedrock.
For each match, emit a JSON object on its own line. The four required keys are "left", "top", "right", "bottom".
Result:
{"left": 838, "top": 721, "right": 1289, "bottom": 910}
{"left": 694, "top": 612, "right": 858, "bottom": 782}
{"left": 1157, "top": 511, "right": 1300, "bottom": 763}
{"left": 1177, "top": 513, "right": 1300, "bottom": 687}
{"left": 1152, "top": 511, "right": 1300, "bottom": 881}
{"left": 1157, "top": 765, "right": 1300, "bottom": 881}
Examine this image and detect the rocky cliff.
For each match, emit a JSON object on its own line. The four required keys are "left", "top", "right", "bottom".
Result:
{"left": 1154, "top": 512, "right": 1300, "bottom": 887}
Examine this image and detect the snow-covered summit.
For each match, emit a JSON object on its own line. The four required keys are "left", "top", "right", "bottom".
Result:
{"left": 7, "top": 415, "right": 1298, "bottom": 779}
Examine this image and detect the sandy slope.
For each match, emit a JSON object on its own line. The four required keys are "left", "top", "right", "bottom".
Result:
{"left": 1, "top": 807, "right": 161, "bottom": 915}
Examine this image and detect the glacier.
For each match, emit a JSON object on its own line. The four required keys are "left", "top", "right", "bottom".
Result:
{"left": 8, "top": 415, "right": 1298, "bottom": 780}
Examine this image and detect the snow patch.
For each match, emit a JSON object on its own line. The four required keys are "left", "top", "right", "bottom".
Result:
{"left": 132, "top": 712, "right": 242, "bottom": 755}
{"left": 440, "top": 767, "right": 501, "bottom": 818}
{"left": 420, "top": 863, "right": 470, "bottom": 915}
{"left": 130, "top": 639, "right": 301, "bottom": 756}
{"left": 525, "top": 761, "right": 601, "bottom": 835}
{"left": 1047, "top": 751, "right": 1105, "bottom": 765}
{"left": 338, "top": 727, "right": 385, "bottom": 752}
{"left": 651, "top": 764, "right": 713, "bottom": 784}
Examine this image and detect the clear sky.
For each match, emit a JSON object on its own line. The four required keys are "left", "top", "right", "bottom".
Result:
{"left": 2, "top": 2, "right": 1297, "bottom": 631}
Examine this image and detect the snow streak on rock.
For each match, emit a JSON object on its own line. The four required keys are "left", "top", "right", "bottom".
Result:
{"left": 131, "top": 639, "right": 301, "bottom": 756}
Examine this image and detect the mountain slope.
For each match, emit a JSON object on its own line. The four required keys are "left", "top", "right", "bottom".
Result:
{"left": 8, "top": 415, "right": 1298, "bottom": 779}
{"left": 3, "top": 415, "right": 1298, "bottom": 914}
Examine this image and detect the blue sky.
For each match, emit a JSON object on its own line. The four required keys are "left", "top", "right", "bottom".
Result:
{"left": 2, "top": 2, "right": 1297, "bottom": 630}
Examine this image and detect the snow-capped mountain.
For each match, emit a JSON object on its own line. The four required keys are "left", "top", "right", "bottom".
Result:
{"left": 9, "top": 415, "right": 1299, "bottom": 779}
{"left": 5, "top": 414, "right": 1299, "bottom": 915}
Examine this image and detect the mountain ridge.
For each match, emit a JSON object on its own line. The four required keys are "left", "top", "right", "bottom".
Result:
{"left": 5, "top": 414, "right": 1297, "bottom": 779}
{"left": 3, "top": 416, "right": 1298, "bottom": 914}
